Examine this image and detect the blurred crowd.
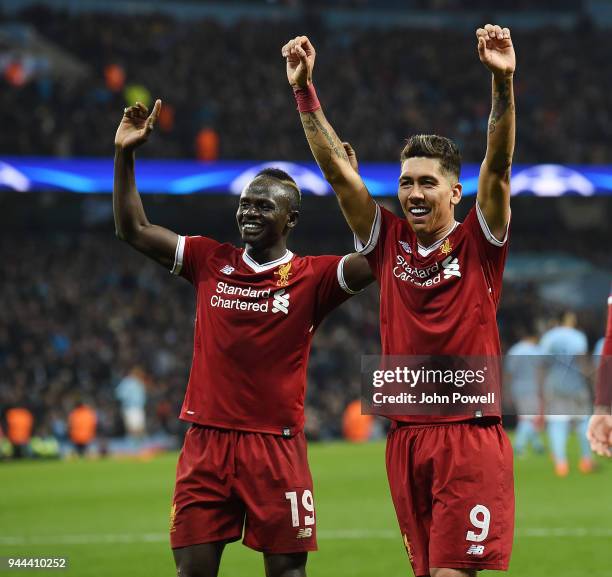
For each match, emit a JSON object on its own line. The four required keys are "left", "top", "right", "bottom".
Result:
{"left": 0, "top": 229, "right": 607, "bottom": 456}
{"left": 217, "top": 1, "right": 581, "bottom": 8}
{"left": 1, "top": 7, "right": 611, "bottom": 164}
{"left": 0, "top": 232, "right": 382, "bottom": 455}
{"left": 0, "top": 236, "right": 192, "bottom": 450}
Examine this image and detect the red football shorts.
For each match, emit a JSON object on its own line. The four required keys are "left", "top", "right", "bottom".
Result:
{"left": 386, "top": 420, "right": 514, "bottom": 576}
{"left": 170, "top": 425, "right": 317, "bottom": 554}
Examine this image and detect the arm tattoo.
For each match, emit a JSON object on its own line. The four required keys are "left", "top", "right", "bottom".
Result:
{"left": 302, "top": 114, "right": 318, "bottom": 135}
{"left": 303, "top": 112, "right": 349, "bottom": 163}
{"left": 488, "top": 78, "right": 513, "bottom": 134}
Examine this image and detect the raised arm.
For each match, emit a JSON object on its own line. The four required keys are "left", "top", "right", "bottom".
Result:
{"left": 334, "top": 142, "right": 375, "bottom": 290}
{"left": 113, "top": 100, "right": 178, "bottom": 269}
{"left": 476, "top": 24, "right": 516, "bottom": 241}
{"left": 282, "top": 36, "right": 376, "bottom": 244}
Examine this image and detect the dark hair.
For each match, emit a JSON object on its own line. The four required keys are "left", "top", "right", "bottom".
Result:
{"left": 253, "top": 168, "right": 301, "bottom": 211}
{"left": 400, "top": 135, "right": 461, "bottom": 180}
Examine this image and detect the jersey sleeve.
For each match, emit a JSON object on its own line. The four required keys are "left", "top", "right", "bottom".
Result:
{"left": 595, "top": 291, "right": 612, "bottom": 410}
{"left": 311, "top": 255, "right": 359, "bottom": 329}
{"left": 465, "top": 202, "right": 510, "bottom": 306}
{"left": 170, "top": 235, "right": 221, "bottom": 284}
{"left": 353, "top": 204, "right": 402, "bottom": 280}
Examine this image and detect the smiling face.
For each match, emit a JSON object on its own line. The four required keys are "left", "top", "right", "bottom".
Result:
{"left": 397, "top": 156, "right": 462, "bottom": 243}
{"left": 236, "top": 178, "right": 298, "bottom": 249}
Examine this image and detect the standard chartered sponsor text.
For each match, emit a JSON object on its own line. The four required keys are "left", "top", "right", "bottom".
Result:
{"left": 210, "top": 281, "right": 271, "bottom": 312}
{"left": 393, "top": 254, "right": 443, "bottom": 287}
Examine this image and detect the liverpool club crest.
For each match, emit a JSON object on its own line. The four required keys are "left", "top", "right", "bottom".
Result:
{"left": 439, "top": 238, "right": 452, "bottom": 256}
{"left": 275, "top": 262, "right": 293, "bottom": 287}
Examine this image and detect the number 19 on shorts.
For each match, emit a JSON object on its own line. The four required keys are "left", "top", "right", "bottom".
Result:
{"left": 285, "top": 490, "right": 315, "bottom": 528}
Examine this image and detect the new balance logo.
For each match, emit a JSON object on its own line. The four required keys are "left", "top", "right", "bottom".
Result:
{"left": 296, "top": 528, "right": 313, "bottom": 539}
{"left": 466, "top": 545, "right": 485, "bottom": 555}
{"left": 272, "top": 289, "right": 290, "bottom": 315}
{"left": 442, "top": 255, "right": 461, "bottom": 279}
{"left": 399, "top": 240, "right": 412, "bottom": 254}
{"left": 220, "top": 265, "right": 235, "bottom": 275}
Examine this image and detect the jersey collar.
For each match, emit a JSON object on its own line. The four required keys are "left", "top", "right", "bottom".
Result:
{"left": 242, "top": 249, "right": 294, "bottom": 273}
{"left": 416, "top": 221, "right": 459, "bottom": 257}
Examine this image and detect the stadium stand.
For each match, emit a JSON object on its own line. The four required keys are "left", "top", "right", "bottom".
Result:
{"left": 1, "top": 5, "right": 612, "bottom": 163}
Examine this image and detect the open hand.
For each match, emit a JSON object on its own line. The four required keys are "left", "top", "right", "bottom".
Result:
{"left": 115, "top": 99, "right": 161, "bottom": 151}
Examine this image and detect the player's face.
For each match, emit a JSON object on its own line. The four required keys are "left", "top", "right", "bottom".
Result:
{"left": 236, "top": 184, "right": 296, "bottom": 247}
{"left": 397, "top": 157, "right": 462, "bottom": 238}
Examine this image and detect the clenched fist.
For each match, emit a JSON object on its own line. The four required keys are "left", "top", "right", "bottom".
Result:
{"left": 282, "top": 36, "right": 316, "bottom": 89}
{"left": 476, "top": 24, "right": 515, "bottom": 78}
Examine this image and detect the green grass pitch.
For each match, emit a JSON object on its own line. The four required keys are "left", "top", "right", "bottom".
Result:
{"left": 0, "top": 439, "right": 610, "bottom": 576}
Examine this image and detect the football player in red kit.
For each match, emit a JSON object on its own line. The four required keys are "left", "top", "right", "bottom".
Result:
{"left": 285, "top": 23, "right": 516, "bottom": 577}
{"left": 587, "top": 284, "right": 612, "bottom": 457}
{"left": 113, "top": 101, "right": 372, "bottom": 577}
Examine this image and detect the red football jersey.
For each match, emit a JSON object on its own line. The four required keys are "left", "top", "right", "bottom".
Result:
{"left": 358, "top": 202, "right": 509, "bottom": 423}
{"left": 171, "top": 235, "right": 357, "bottom": 435}
{"left": 595, "top": 284, "right": 612, "bottom": 408}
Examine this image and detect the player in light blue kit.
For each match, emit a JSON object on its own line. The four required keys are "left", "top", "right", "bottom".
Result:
{"left": 540, "top": 311, "right": 593, "bottom": 476}
{"left": 505, "top": 324, "right": 544, "bottom": 455}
